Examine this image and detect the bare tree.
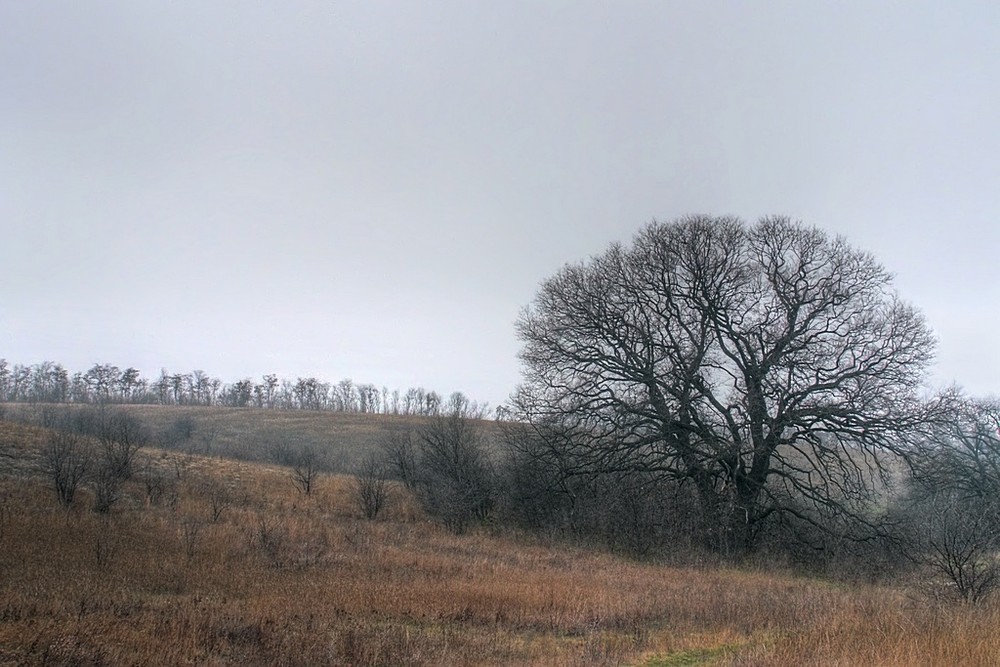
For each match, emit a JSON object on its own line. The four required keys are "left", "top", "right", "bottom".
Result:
{"left": 139, "top": 455, "right": 169, "bottom": 506}
{"left": 917, "top": 491, "right": 1000, "bottom": 603}
{"left": 514, "top": 216, "right": 938, "bottom": 556}
{"left": 381, "top": 430, "right": 417, "bottom": 490}
{"left": 904, "top": 396, "right": 1000, "bottom": 602}
{"left": 206, "top": 478, "right": 234, "bottom": 523}
{"left": 354, "top": 453, "right": 390, "bottom": 520}
{"left": 62, "top": 407, "right": 149, "bottom": 512}
{"left": 41, "top": 431, "right": 91, "bottom": 508}
{"left": 290, "top": 445, "right": 323, "bottom": 496}
{"left": 910, "top": 396, "right": 1000, "bottom": 499}
{"left": 414, "top": 405, "right": 494, "bottom": 534}
{"left": 84, "top": 363, "right": 121, "bottom": 403}
{"left": 91, "top": 463, "right": 122, "bottom": 514}
{"left": 96, "top": 409, "right": 149, "bottom": 480}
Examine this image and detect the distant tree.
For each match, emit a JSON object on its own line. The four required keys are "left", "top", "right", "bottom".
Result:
{"left": 85, "top": 364, "right": 121, "bottom": 403}
{"left": 119, "top": 367, "right": 144, "bottom": 402}
{"left": 10, "top": 364, "right": 30, "bottom": 402}
{"left": 422, "top": 390, "right": 442, "bottom": 416}
{"left": 358, "top": 384, "right": 380, "bottom": 414}
{"left": 0, "top": 358, "right": 9, "bottom": 400}
{"left": 261, "top": 374, "right": 279, "bottom": 408}
{"left": 228, "top": 379, "right": 254, "bottom": 407}
{"left": 30, "top": 361, "right": 63, "bottom": 403}
{"left": 294, "top": 377, "right": 328, "bottom": 410}
{"left": 189, "top": 371, "right": 207, "bottom": 405}
{"left": 910, "top": 396, "right": 1000, "bottom": 500}
{"left": 186, "top": 370, "right": 220, "bottom": 405}
{"left": 402, "top": 388, "right": 419, "bottom": 415}
{"left": 169, "top": 374, "right": 187, "bottom": 405}
{"left": 336, "top": 379, "right": 356, "bottom": 412}
{"left": 153, "top": 369, "right": 172, "bottom": 404}
{"left": 50, "top": 363, "right": 69, "bottom": 403}
{"left": 69, "top": 372, "right": 89, "bottom": 403}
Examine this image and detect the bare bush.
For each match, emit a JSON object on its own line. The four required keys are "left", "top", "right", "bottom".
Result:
{"left": 91, "top": 463, "right": 122, "bottom": 514}
{"left": 381, "top": 430, "right": 417, "bottom": 490}
{"left": 170, "top": 451, "right": 195, "bottom": 481}
{"left": 165, "top": 414, "right": 195, "bottom": 447}
{"left": 41, "top": 431, "right": 91, "bottom": 508}
{"left": 251, "top": 510, "right": 289, "bottom": 567}
{"left": 207, "top": 479, "right": 233, "bottom": 523}
{"left": 354, "top": 453, "right": 389, "bottom": 520}
{"left": 93, "top": 518, "right": 116, "bottom": 568}
{"left": 925, "top": 495, "right": 999, "bottom": 603}
{"left": 290, "top": 445, "right": 323, "bottom": 496}
{"left": 180, "top": 516, "right": 204, "bottom": 564}
{"left": 899, "top": 489, "right": 1000, "bottom": 604}
{"left": 414, "top": 409, "right": 494, "bottom": 534}
{"left": 905, "top": 396, "right": 1000, "bottom": 602}
{"left": 139, "top": 456, "right": 169, "bottom": 506}
{"left": 97, "top": 409, "right": 149, "bottom": 480}
{"left": 268, "top": 440, "right": 295, "bottom": 466}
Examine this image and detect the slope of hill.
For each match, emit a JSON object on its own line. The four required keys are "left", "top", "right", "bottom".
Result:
{"left": 2, "top": 417, "right": 1000, "bottom": 665}
{"left": 2, "top": 403, "right": 484, "bottom": 472}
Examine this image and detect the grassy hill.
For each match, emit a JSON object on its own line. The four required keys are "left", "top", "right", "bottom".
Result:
{"left": 3, "top": 414, "right": 1000, "bottom": 665}
{"left": 2, "top": 403, "right": 490, "bottom": 472}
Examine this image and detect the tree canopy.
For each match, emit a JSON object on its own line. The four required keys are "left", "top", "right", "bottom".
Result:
{"left": 513, "top": 216, "right": 937, "bottom": 554}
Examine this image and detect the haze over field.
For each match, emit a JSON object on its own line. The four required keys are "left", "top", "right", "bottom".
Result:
{"left": 2, "top": 2, "right": 998, "bottom": 407}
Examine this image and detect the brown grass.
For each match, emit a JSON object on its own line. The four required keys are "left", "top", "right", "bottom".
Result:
{"left": 2, "top": 418, "right": 1000, "bottom": 666}
{"left": 4, "top": 403, "right": 497, "bottom": 472}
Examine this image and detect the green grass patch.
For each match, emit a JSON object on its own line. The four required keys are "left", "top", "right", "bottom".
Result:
{"left": 639, "top": 643, "right": 739, "bottom": 666}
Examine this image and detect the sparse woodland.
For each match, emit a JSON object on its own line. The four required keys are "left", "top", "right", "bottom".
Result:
{"left": 4, "top": 217, "right": 1000, "bottom": 664}
{"left": 0, "top": 360, "right": 484, "bottom": 417}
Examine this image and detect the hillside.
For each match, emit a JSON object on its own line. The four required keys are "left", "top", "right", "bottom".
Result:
{"left": 3, "top": 417, "right": 1000, "bottom": 665}
{"left": 2, "top": 403, "right": 500, "bottom": 472}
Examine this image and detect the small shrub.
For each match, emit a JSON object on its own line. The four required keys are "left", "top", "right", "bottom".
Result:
{"left": 91, "top": 463, "right": 122, "bottom": 514}
{"left": 354, "top": 453, "right": 390, "bottom": 520}
{"left": 290, "top": 445, "right": 323, "bottom": 496}
{"left": 139, "top": 456, "right": 169, "bottom": 506}
{"left": 41, "top": 431, "right": 91, "bottom": 508}
{"left": 180, "top": 516, "right": 204, "bottom": 563}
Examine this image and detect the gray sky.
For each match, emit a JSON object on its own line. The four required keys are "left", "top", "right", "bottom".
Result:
{"left": 2, "top": 1, "right": 998, "bottom": 408}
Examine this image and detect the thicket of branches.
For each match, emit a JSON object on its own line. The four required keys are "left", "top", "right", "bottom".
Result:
{"left": 510, "top": 216, "right": 941, "bottom": 557}
{"left": 380, "top": 394, "right": 495, "bottom": 534}
{"left": 37, "top": 406, "right": 151, "bottom": 514}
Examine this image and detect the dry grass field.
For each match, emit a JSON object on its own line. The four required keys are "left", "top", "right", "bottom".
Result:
{"left": 3, "top": 403, "right": 491, "bottom": 472}
{"left": 2, "top": 416, "right": 1000, "bottom": 665}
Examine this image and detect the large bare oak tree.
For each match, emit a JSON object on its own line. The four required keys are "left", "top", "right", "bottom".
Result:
{"left": 513, "top": 216, "right": 937, "bottom": 554}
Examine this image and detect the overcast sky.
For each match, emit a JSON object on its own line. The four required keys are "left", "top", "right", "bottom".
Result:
{"left": 2, "top": 1, "right": 998, "bottom": 408}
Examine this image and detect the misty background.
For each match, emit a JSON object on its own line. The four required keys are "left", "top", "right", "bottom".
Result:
{"left": 2, "top": 1, "right": 998, "bottom": 408}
